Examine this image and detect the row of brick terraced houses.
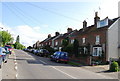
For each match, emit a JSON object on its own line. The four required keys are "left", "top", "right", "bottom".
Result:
{"left": 33, "top": 12, "right": 120, "bottom": 65}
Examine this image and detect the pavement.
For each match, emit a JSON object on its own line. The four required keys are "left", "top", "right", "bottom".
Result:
{"left": 81, "top": 65, "right": 118, "bottom": 79}
{"left": 0, "top": 69, "right": 1, "bottom": 81}
{"left": 2, "top": 51, "right": 16, "bottom": 79}
{"left": 0, "top": 49, "right": 119, "bottom": 80}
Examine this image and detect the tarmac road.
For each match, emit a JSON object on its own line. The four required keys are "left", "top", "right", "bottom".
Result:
{"left": 12, "top": 49, "right": 113, "bottom": 79}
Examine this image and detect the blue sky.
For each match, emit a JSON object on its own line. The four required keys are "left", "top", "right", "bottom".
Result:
{"left": 0, "top": 0, "right": 119, "bottom": 46}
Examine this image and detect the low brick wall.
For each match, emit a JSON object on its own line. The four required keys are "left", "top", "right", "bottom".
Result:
{"left": 69, "top": 55, "right": 90, "bottom": 65}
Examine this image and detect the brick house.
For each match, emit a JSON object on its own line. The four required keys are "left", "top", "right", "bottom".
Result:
{"left": 33, "top": 40, "right": 40, "bottom": 49}
{"left": 33, "top": 12, "right": 119, "bottom": 65}
{"left": 53, "top": 28, "right": 74, "bottom": 50}
{"left": 68, "top": 12, "right": 119, "bottom": 65}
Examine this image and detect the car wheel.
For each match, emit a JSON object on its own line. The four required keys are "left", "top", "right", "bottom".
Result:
{"left": 56, "top": 60, "right": 60, "bottom": 63}
{"left": 0, "top": 65, "right": 1, "bottom": 69}
{"left": 4, "top": 61, "right": 7, "bottom": 63}
{"left": 65, "top": 62, "right": 68, "bottom": 64}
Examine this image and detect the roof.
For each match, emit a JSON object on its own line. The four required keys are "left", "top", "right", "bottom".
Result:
{"left": 76, "top": 17, "right": 120, "bottom": 36}
{"left": 55, "top": 31, "right": 74, "bottom": 40}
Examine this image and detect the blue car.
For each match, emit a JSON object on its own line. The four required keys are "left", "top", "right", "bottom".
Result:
{"left": 50, "top": 51, "right": 69, "bottom": 63}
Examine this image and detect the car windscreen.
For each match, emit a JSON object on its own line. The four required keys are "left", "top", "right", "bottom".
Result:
{"left": 61, "top": 52, "right": 68, "bottom": 57}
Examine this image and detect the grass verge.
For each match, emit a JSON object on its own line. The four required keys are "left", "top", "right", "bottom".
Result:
{"left": 68, "top": 61, "right": 82, "bottom": 66}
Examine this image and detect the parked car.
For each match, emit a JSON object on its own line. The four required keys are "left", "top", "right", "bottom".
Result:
{"left": 0, "top": 47, "right": 9, "bottom": 68}
{"left": 35, "top": 50, "right": 41, "bottom": 56}
{"left": 4, "top": 45, "right": 12, "bottom": 54}
{"left": 38, "top": 49, "right": 49, "bottom": 57}
{"left": 50, "top": 51, "right": 69, "bottom": 63}
{"left": 33, "top": 49, "right": 37, "bottom": 54}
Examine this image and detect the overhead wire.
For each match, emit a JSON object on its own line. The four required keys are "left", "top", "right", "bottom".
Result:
{"left": 25, "top": 2, "right": 83, "bottom": 23}
{"left": 3, "top": 3, "right": 30, "bottom": 26}
{"left": 10, "top": 3, "right": 44, "bottom": 26}
{"left": 11, "top": 2, "right": 59, "bottom": 33}
{"left": 3, "top": 3, "right": 56, "bottom": 34}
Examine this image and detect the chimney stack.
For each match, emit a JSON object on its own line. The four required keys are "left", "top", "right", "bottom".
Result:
{"left": 48, "top": 34, "right": 51, "bottom": 38}
{"left": 83, "top": 20, "right": 87, "bottom": 29}
{"left": 67, "top": 28, "right": 72, "bottom": 33}
{"left": 94, "top": 12, "right": 100, "bottom": 25}
{"left": 55, "top": 32, "right": 60, "bottom": 36}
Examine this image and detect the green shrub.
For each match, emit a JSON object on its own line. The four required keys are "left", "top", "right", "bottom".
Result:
{"left": 110, "top": 61, "right": 119, "bottom": 72}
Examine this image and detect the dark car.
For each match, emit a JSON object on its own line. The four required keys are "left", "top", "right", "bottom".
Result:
{"left": 38, "top": 49, "right": 49, "bottom": 57}
{"left": 4, "top": 45, "right": 12, "bottom": 54}
{"left": 50, "top": 51, "right": 69, "bottom": 63}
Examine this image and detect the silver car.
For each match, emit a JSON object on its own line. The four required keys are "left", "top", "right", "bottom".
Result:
{"left": 0, "top": 47, "right": 8, "bottom": 69}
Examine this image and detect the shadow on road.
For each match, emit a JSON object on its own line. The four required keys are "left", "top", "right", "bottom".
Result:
{"left": 20, "top": 51, "right": 83, "bottom": 68}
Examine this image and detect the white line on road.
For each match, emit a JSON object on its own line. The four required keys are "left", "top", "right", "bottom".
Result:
{"left": 39, "top": 60, "right": 47, "bottom": 65}
{"left": 16, "top": 73, "right": 18, "bottom": 79}
{"left": 14, "top": 51, "right": 18, "bottom": 79}
{"left": 39, "top": 59, "right": 77, "bottom": 79}
{"left": 51, "top": 66, "right": 77, "bottom": 79}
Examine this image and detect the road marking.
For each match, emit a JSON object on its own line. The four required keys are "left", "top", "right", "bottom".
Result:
{"left": 15, "top": 62, "right": 17, "bottom": 65}
{"left": 13, "top": 51, "right": 18, "bottom": 79}
{"left": 39, "top": 59, "right": 77, "bottom": 79}
{"left": 39, "top": 60, "right": 47, "bottom": 65}
{"left": 16, "top": 73, "right": 18, "bottom": 79}
{"left": 15, "top": 65, "right": 17, "bottom": 70}
{"left": 51, "top": 66, "right": 77, "bottom": 79}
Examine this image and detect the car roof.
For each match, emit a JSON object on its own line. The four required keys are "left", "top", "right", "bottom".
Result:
{"left": 55, "top": 51, "right": 68, "bottom": 54}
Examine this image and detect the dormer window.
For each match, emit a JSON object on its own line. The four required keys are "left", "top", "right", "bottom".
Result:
{"left": 97, "top": 17, "right": 108, "bottom": 28}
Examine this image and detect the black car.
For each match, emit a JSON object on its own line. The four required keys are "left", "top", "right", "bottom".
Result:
{"left": 38, "top": 49, "right": 49, "bottom": 57}
{"left": 50, "top": 51, "right": 69, "bottom": 63}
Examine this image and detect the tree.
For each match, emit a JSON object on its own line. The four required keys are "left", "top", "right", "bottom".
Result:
{"left": 14, "top": 35, "right": 25, "bottom": 49}
{"left": 73, "top": 39, "right": 79, "bottom": 57}
{"left": 16, "top": 35, "right": 20, "bottom": 43}
{"left": 27, "top": 46, "right": 33, "bottom": 49}
{"left": 0, "top": 31, "right": 13, "bottom": 46}
{"left": 62, "top": 37, "right": 69, "bottom": 47}
{"left": 65, "top": 44, "right": 73, "bottom": 57}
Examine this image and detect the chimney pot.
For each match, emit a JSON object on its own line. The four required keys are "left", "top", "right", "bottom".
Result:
{"left": 83, "top": 20, "right": 87, "bottom": 28}
{"left": 55, "top": 32, "right": 60, "bottom": 36}
{"left": 94, "top": 12, "right": 100, "bottom": 25}
{"left": 67, "top": 28, "right": 72, "bottom": 33}
{"left": 48, "top": 34, "right": 51, "bottom": 38}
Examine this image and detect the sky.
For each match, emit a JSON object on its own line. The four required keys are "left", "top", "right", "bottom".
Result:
{"left": 0, "top": 0, "right": 119, "bottom": 47}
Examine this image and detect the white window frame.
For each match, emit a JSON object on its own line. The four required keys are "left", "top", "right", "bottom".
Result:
{"left": 55, "top": 41, "right": 58, "bottom": 46}
{"left": 71, "top": 39, "right": 74, "bottom": 44}
{"left": 49, "top": 42, "right": 51, "bottom": 45}
{"left": 82, "top": 37, "right": 85, "bottom": 43}
{"left": 96, "top": 35, "right": 100, "bottom": 44}
{"left": 83, "top": 47, "right": 87, "bottom": 54}
{"left": 93, "top": 47, "right": 102, "bottom": 56}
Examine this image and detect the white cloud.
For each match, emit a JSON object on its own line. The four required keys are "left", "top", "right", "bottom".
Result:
{"left": 0, "top": 23, "right": 47, "bottom": 47}
{"left": 99, "top": 0, "right": 119, "bottom": 19}
{"left": 41, "top": 24, "right": 49, "bottom": 28}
